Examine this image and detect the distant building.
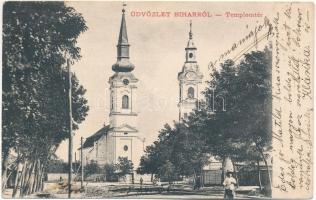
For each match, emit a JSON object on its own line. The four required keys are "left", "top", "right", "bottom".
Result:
{"left": 178, "top": 21, "right": 203, "bottom": 120}
{"left": 80, "top": 7, "right": 143, "bottom": 168}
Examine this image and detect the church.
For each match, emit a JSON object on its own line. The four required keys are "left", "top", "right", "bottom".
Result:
{"left": 80, "top": 7, "right": 143, "bottom": 168}
{"left": 178, "top": 21, "right": 203, "bottom": 120}
{"left": 80, "top": 7, "right": 220, "bottom": 176}
{"left": 178, "top": 22, "right": 231, "bottom": 186}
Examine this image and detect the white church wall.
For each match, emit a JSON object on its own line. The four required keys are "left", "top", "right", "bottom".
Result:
{"left": 94, "top": 135, "right": 108, "bottom": 165}
{"left": 115, "top": 137, "right": 133, "bottom": 161}
{"left": 132, "top": 137, "right": 144, "bottom": 168}
{"left": 82, "top": 7, "right": 144, "bottom": 172}
{"left": 81, "top": 147, "right": 95, "bottom": 166}
{"left": 105, "top": 132, "right": 116, "bottom": 164}
{"left": 112, "top": 115, "right": 138, "bottom": 129}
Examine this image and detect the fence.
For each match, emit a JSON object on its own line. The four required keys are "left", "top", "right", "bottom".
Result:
{"left": 202, "top": 162, "right": 271, "bottom": 187}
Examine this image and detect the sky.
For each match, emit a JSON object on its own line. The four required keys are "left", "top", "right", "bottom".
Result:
{"left": 56, "top": 1, "right": 273, "bottom": 161}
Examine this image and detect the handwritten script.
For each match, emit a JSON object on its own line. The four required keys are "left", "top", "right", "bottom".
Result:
{"left": 272, "top": 3, "right": 313, "bottom": 198}
{"left": 208, "top": 16, "right": 273, "bottom": 69}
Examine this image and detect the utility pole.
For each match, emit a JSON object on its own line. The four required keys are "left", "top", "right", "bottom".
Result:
{"left": 67, "top": 59, "right": 73, "bottom": 198}
{"left": 74, "top": 152, "right": 77, "bottom": 183}
{"left": 81, "top": 137, "right": 84, "bottom": 189}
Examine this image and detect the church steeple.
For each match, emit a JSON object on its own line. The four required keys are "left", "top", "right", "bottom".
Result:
{"left": 112, "top": 5, "right": 135, "bottom": 72}
{"left": 185, "top": 20, "right": 197, "bottom": 63}
{"left": 118, "top": 7, "right": 128, "bottom": 47}
{"left": 188, "top": 20, "right": 193, "bottom": 41}
{"left": 178, "top": 21, "right": 203, "bottom": 121}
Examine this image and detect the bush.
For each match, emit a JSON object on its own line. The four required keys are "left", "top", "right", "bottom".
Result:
{"left": 104, "top": 164, "right": 118, "bottom": 182}
{"left": 84, "top": 160, "right": 102, "bottom": 178}
{"left": 46, "top": 159, "right": 68, "bottom": 173}
{"left": 115, "top": 157, "right": 134, "bottom": 178}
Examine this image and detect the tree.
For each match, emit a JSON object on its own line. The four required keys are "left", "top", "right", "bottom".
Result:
{"left": 104, "top": 164, "right": 117, "bottom": 182}
{"left": 84, "top": 161, "right": 102, "bottom": 178}
{"left": 231, "top": 48, "right": 272, "bottom": 194}
{"left": 46, "top": 159, "right": 68, "bottom": 173}
{"left": 139, "top": 48, "right": 272, "bottom": 195}
{"left": 137, "top": 124, "right": 173, "bottom": 177}
{"left": 115, "top": 157, "right": 134, "bottom": 180}
{"left": 138, "top": 122, "right": 209, "bottom": 183}
{"left": 194, "top": 47, "right": 272, "bottom": 193}
{"left": 158, "top": 160, "right": 175, "bottom": 184}
{"left": 2, "top": 2, "right": 88, "bottom": 196}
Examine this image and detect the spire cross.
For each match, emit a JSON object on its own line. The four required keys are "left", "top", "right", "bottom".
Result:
{"left": 122, "top": 2, "right": 127, "bottom": 13}
{"left": 189, "top": 20, "right": 193, "bottom": 39}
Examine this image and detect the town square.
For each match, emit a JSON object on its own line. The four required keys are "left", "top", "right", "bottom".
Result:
{"left": 2, "top": 1, "right": 313, "bottom": 199}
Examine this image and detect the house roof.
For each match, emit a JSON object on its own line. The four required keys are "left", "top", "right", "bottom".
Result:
{"left": 80, "top": 125, "right": 110, "bottom": 149}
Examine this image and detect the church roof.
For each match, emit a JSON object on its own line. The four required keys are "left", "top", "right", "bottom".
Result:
{"left": 112, "top": 7, "right": 135, "bottom": 72}
{"left": 186, "top": 39, "right": 196, "bottom": 49}
{"left": 81, "top": 125, "right": 110, "bottom": 149}
{"left": 178, "top": 69, "right": 203, "bottom": 82}
{"left": 118, "top": 8, "right": 128, "bottom": 45}
{"left": 112, "top": 59, "right": 135, "bottom": 72}
{"left": 109, "top": 72, "right": 138, "bottom": 82}
{"left": 186, "top": 20, "right": 196, "bottom": 50}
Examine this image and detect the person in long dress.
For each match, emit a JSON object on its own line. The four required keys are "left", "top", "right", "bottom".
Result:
{"left": 223, "top": 171, "right": 237, "bottom": 199}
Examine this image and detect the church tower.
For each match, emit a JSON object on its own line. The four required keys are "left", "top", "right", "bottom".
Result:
{"left": 178, "top": 21, "right": 203, "bottom": 120}
{"left": 106, "top": 6, "right": 142, "bottom": 167}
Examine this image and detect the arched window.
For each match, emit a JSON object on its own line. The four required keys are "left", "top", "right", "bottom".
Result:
{"left": 188, "top": 87, "right": 194, "bottom": 99}
{"left": 122, "top": 95, "right": 129, "bottom": 109}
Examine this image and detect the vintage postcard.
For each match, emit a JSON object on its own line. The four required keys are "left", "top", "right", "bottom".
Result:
{"left": 2, "top": 1, "right": 313, "bottom": 199}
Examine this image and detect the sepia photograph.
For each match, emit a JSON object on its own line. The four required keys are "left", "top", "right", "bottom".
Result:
{"left": 2, "top": 1, "right": 313, "bottom": 199}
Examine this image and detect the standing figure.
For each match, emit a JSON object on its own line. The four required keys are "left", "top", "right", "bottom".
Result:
{"left": 194, "top": 176, "right": 201, "bottom": 190}
{"left": 223, "top": 171, "right": 237, "bottom": 199}
{"left": 140, "top": 177, "right": 143, "bottom": 194}
{"left": 59, "top": 176, "right": 63, "bottom": 185}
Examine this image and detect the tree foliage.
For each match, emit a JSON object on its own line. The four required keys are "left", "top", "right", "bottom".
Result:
{"left": 139, "top": 48, "right": 272, "bottom": 190}
{"left": 158, "top": 160, "right": 175, "bottom": 184}
{"left": 104, "top": 164, "right": 117, "bottom": 181}
{"left": 84, "top": 161, "right": 102, "bottom": 178}
{"left": 115, "top": 157, "right": 134, "bottom": 178}
{"left": 138, "top": 122, "right": 210, "bottom": 179}
{"left": 46, "top": 159, "right": 68, "bottom": 173}
{"left": 201, "top": 47, "right": 272, "bottom": 162}
{"left": 199, "top": 47, "right": 272, "bottom": 193}
{"left": 2, "top": 2, "right": 88, "bottom": 196}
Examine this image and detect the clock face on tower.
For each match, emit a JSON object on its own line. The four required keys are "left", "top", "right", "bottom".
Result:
{"left": 185, "top": 72, "right": 195, "bottom": 79}
{"left": 123, "top": 79, "right": 129, "bottom": 85}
